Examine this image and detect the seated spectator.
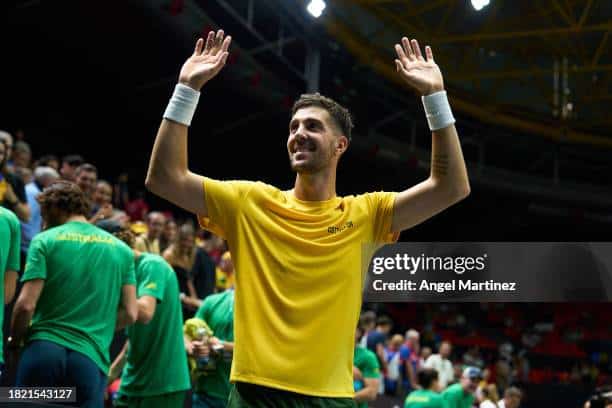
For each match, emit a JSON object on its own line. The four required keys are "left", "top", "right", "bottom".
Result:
{"left": 404, "top": 368, "right": 445, "bottom": 408}
{"left": 0, "top": 139, "right": 29, "bottom": 222}
{"left": 134, "top": 212, "right": 165, "bottom": 254}
{"left": 60, "top": 154, "right": 84, "bottom": 181}
{"left": 125, "top": 191, "right": 149, "bottom": 222}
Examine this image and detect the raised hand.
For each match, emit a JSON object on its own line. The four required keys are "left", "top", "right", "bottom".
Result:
{"left": 394, "top": 37, "right": 444, "bottom": 96}
{"left": 179, "top": 30, "right": 232, "bottom": 91}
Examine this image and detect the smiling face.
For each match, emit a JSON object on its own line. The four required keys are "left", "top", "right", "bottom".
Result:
{"left": 287, "top": 106, "right": 348, "bottom": 174}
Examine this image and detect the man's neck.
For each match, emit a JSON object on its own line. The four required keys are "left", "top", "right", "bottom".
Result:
{"left": 293, "top": 169, "right": 336, "bottom": 201}
{"left": 66, "top": 214, "right": 87, "bottom": 223}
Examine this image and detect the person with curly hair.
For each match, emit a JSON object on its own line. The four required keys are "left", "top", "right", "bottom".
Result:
{"left": 9, "top": 180, "right": 137, "bottom": 407}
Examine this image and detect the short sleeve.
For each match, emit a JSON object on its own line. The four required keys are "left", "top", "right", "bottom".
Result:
{"left": 196, "top": 295, "right": 214, "bottom": 323}
{"left": 362, "top": 352, "right": 381, "bottom": 379}
{"left": 8, "top": 211, "right": 21, "bottom": 271}
{"left": 197, "top": 178, "right": 255, "bottom": 239}
{"left": 22, "top": 236, "right": 47, "bottom": 281}
{"left": 363, "top": 191, "right": 399, "bottom": 244}
{"left": 122, "top": 248, "right": 136, "bottom": 286}
{"left": 138, "top": 259, "right": 167, "bottom": 302}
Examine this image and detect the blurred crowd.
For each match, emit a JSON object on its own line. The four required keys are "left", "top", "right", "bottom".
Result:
{"left": 0, "top": 128, "right": 234, "bottom": 308}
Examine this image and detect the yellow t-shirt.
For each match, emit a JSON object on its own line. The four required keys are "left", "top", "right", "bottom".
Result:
{"left": 198, "top": 178, "right": 398, "bottom": 397}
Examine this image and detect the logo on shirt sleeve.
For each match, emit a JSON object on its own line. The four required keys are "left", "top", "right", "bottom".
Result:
{"left": 145, "top": 282, "right": 157, "bottom": 290}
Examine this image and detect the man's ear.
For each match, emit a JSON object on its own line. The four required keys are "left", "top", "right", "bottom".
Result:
{"left": 336, "top": 135, "right": 349, "bottom": 155}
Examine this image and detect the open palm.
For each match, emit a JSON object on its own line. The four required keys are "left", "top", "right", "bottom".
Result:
{"left": 394, "top": 37, "right": 444, "bottom": 96}
{"left": 179, "top": 30, "right": 232, "bottom": 91}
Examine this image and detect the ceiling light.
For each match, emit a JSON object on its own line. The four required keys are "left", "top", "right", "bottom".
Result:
{"left": 471, "top": 0, "right": 490, "bottom": 11}
{"left": 307, "top": 0, "right": 326, "bottom": 18}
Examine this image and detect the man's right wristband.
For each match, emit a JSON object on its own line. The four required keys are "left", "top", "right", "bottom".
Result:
{"left": 163, "top": 83, "right": 201, "bottom": 126}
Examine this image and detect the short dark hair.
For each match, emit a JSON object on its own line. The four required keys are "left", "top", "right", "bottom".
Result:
{"left": 417, "top": 368, "right": 439, "bottom": 389}
{"left": 359, "top": 311, "right": 376, "bottom": 329}
{"left": 62, "top": 154, "right": 84, "bottom": 167}
{"left": 75, "top": 163, "right": 97, "bottom": 177}
{"left": 292, "top": 93, "right": 354, "bottom": 141}
{"left": 37, "top": 180, "right": 90, "bottom": 218}
{"left": 376, "top": 315, "right": 393, "bottom": 327}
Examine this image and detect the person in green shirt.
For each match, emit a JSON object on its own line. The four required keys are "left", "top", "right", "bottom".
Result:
{"left": 354, "top": 325, "right": 380, "bottom": 408}
{"left": 187, "top": 288, "right": 235, "bottom": 408}
{"left": 404, "top": 368, "right": 446, "bottom": 408}
{"left": 9, "top": 181, "right": 138, "bottom": 408}
{"left": 107, "top": 223, "right": 191, "bottom": 408}
{"left": 442, "top": 367, "right": 482, "bottom": 408}
{"left": 0, "top": 207, "right": 20, "bottom": 381}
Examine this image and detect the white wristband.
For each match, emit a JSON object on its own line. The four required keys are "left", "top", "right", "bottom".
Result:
{"left": 421, "top": 90, "right": 455, "bottom": 131}
{"left": 163, "top": 83, "right": 201, "bottom": 126}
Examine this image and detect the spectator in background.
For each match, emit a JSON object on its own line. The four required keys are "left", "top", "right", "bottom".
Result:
{"left": 113, "top": 172, "right": 129, "bottom": 210}
{"left": 188, "top": 286, "right": 235, "bottom": 408}
{"left": 34, "top": 155, "right": 60, "bottom": 171}
{"left": 420, "top": 346, "right": 432, "bottom": 364}
{"left": 353, "top": 325, "right": 380, "bottom": 408}
{"left": 134, "top": 211, "right": 165, "bottom": 255}
{"left": 12, "top": 141, "right": 31, "bottom": 172}
{"left": 479, "top": 384, "right": 499, "bottom": 408}
{"left": 463, "top": 346, "right": 485, "bottom": 369}
{"left": 215, "top": 251, "right": 235, "bottom": 292}
{"left": 497, "top": 387, "right": 522, "bottom": 408}
{"left": 384, "top": 334, "right": 404, "bottom": 395}
{"left": 425, "top": 341, "right": 455, "bottom": 389}
{"left": 442, "top": 367, "right": 482, "bottom": 408}
{"left": 21, "top": 167, "right": 60, "bottom": 255}
{"left": 200, "top": 232, "right": 226, "bottom": 264}
{"left": 15, "top": 167, "right": 32, "bottom": 185}
{"left": 0, "top": 207, "right": 21, "bottom": 383}
{"left": 74, "top": 163, "right": 97, "bottom": 200}
{"left": 404, "top": 369, "right": 445, "bottom": 408}
{"left": 159, "top": 218, "right": 177, "bottom": 254}
{"left": 0, "top": 131, "right": 14, "bottom": 174}
{"left": 59, "top": 154, "right": 84, "bottom": 182}
{"left": 107, "top": 225, "right": 190, "bottom": 408}
{"left": 125, "top": 191, "right": 149, "bottom": 222}
{"left": 0, "top": 139, "right": 29, "bottom": 222}
{"left": 164, "top": 223, "right": 214, "bottom": 318}
{"left": 9, "top": 181, "right": 137, "bottom": 407}
{"left": 400, "top": 329, "right": 421, "bottom": 394}
{"left": 89, "top": 180, "right": 116, "bottom": 225}
{"left": 367, "top": 315, "right": 393, "bottom": 374}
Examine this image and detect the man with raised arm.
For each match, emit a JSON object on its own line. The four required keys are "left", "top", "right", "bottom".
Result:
{"left": 146, "top": 29, "right": 469, "bottom": 407}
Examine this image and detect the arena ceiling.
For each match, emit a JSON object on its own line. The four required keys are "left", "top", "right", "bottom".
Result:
{"left": 316, "top": 0, "right": 612, "bottom": 146}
